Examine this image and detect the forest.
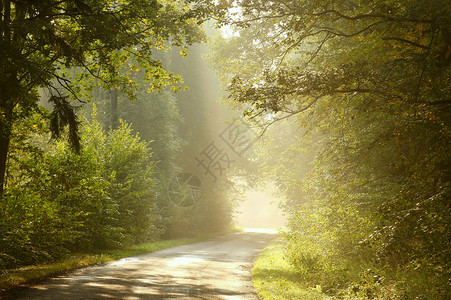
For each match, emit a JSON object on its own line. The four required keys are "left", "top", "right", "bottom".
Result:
{"left": 1, "top": 0, "right": 450, "bottom": 299}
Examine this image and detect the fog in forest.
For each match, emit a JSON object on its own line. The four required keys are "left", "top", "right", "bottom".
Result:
{"left": 235, "top": 183, "right": 286, "bottom": 229}
{"left": 1, "top": 1, "right": 449, "bottom": 298}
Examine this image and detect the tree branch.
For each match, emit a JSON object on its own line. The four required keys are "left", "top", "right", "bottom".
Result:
{"left": 332, "top": 88, "right": 403, "bottom": 100}
{"left": 253, "top": 93, "right": 324, "bottom": 138}
{"left": 314, "top": 20, "right": 386, "bottom": 38}
{"left": 382, "top": 37, "right": 429, "bottom": 50}
{"left": 312, "top": 9, "right": 432, "bottom": 24}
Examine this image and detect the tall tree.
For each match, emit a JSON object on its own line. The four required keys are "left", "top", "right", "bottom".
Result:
{"left": 210, "top": 0, "right": 451, "bottom": 296}
{"left": 0, "top": 0, "right": 208, "bottom": 194}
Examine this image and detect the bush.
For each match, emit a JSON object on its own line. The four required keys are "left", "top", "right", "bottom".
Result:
{"left": 104, "top": 122, "right": 160, "bottom": 244}
{"left": 1, "top": 109, "right": 160, "bottom": 269}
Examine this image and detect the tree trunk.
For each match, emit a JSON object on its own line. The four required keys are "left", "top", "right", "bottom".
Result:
{"left": 0, "top": 92, "right": 14, "bottom": 196}
{"left": 0, "top": 0, "right": 12, "bottom": 196}
{"left": 0, "top": 128, "right": 10, "bottom": 195}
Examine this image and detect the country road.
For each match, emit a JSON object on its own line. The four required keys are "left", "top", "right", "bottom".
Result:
{"left": 7, "top": 228, "right": 278, "bottom": 300}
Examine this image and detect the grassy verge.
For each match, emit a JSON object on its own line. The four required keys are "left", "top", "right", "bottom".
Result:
{"left": 0, "top": 232, "right": 225, "bottom": 291}
{"left": 252, "top": 239, "right": 330, "bottom": 300}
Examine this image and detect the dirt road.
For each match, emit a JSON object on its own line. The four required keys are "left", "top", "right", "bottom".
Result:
{"left": 8, "top": 228, "right": 278, "bottom": 299}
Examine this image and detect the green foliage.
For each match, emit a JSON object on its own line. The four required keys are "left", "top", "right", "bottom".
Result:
{"left": 0, "top": 0, "right": 236, "bottom": 276}
{"left": 108, "top": 88, "right": 184, "bottom": 175}
{"left": 163, "top": 178, "right": 236, "bottom": 238}
{"left": 89, "top": 43, "right": 237, "bottom": 238}
{"left": 0, "top": 0, "right": 208, "bottom": 193}
{"left": 210, "top": 0, "right": 451, "bottom": 298}
{"left": 1, "top": 109, "right": 159, "bottom": 269}
{"left": 0, "top": 191, "right": 73, "bottom": 268}
{"left": 104, "top": 121, "right": 159, "bottom": 244}
{"left": 253, "top": 241, "right": 330, "bottom": 300}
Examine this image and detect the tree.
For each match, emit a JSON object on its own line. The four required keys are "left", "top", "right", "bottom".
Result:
{"left": 1, "top": 105, "right": 163, "bottom": 267}
{"left": 0, "top": 0, "right": 208, "bottom": 194}
{"left": 213, "top": 0, "right": 450, "bottom": 118}
{"left": 209, "top": 0, "right": 451, "bottom": 297}
{"left": 95, "top": 87, "right": 185, "bottom": 237}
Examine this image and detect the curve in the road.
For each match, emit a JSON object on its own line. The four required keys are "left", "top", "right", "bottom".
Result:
{"left": 7, "top": 228, "right": 278, "bottom": 300}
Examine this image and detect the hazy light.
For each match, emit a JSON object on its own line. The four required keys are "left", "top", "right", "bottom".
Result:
{"left": 235, "top": 182, "right": 286, "bottom": 229}
{"left": 243, "top": 228, "right": 279, "bottom": 234}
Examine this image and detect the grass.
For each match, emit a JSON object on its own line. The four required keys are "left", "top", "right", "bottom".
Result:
{"left": 0, "top": 232, "right": 225, "bottom": 291}
{"left": 252, "top": 239, "right": 331, "bottom": 300}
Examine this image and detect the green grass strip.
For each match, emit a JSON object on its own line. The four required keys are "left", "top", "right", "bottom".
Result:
{"left": 252, "top": 239, "right": 330, "bottom": 300}
{"left": 0, "top": 233, "right": 222, "bottom": 291}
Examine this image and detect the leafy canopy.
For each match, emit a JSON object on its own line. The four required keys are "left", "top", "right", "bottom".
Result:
{"left": 209, "top": 0, "right": 451, "bottom": 297}
{"left": 0, "top": 0, "right": 210, "bottom": 192}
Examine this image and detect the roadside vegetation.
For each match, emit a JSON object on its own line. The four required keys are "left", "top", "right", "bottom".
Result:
{"left": 1, "top": 103, "right": 236, "bottom": 289}
{"left": 253, "top": 240, "right": 329, "bottom": 300}
{"left": 1, "top": 1, "right": 449, "bottom": 299}
{"left": 1, "top": 0, "right": 236, "bottom": 287}
{"left": 211, "top": 0, "right": 450, "bottom": 298}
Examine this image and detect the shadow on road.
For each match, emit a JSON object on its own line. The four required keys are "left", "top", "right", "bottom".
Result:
{"left": 6, "top": 230, "right": 279, "bottom": 299}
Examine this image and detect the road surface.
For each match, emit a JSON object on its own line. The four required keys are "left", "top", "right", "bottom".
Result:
{"left": 7, "top": 228, "right": 278, "bottom": 299}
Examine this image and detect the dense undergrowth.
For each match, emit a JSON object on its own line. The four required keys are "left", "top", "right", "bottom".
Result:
{"left": 0, "top": 109, "right": 159, "bottom": 270}
{"left": 0, "top": 104, "right": 235, "bottom": 273}
{"left": 253, "top": 240, "right": 329, "bottom": 300}
{"left": 210, "top": 1, "right": 451, "bottom": 298}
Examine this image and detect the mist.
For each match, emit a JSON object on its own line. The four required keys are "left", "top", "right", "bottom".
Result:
{"left": 235, "top": 183, "right": 286, "bottom": 230}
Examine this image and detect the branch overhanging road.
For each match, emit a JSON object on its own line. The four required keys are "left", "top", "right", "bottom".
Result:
{"left": 9, "top": 229, "right": 278, "bottom": 299}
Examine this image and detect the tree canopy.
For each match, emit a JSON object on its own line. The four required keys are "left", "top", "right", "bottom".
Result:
{"left": 0, "top": 0, "right": 208, "bottom": 193}
{"left": 209, "top": 0, "right": 451, "bottom": 297}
